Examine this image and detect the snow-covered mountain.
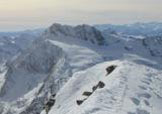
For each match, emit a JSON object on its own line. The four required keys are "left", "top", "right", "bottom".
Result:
{"left": 46, "top": 59, "right": 162, "bottom": 114}
{"left": 0, "top": 23, "right": 162, "bottom": 114}
{"left": 46, "top": 23, "right": 105, "bottom": 46}
{"left": 95, "top": 22, "right": 162, "bottom": 36}
{"left": 0, "top": 23, "right": 105, "bottom": 114}
{"left": 0, "top": 29, "right": 44, "bottom": 64}
{"left": 0, "top": 28, "right": 44, "bottom": 37}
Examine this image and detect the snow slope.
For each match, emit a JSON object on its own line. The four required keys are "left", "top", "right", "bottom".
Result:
{"left": 42, "top": 57, "right": 162, "bottom": 114}
{"left": 48, "top": 40, "right": 103, "bottom": 72}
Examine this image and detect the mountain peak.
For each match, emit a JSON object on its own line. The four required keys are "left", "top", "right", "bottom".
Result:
{"left": 47, "top": 23, "right": 105, "bottom": 45}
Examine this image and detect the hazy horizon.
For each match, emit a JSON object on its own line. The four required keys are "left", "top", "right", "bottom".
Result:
{"left": 0, "top": 0, "right": 161, "bottom": 31}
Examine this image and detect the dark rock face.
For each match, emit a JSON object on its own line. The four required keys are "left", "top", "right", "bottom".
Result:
{"left": 44, "top": 97, "right": 56, "bottom": 114}
{"left": 92, "top": 85, "right": 98, "bottom": 92}
{"left": 98, "top": 81, "right": 105, "bottom": 89}
{"left": 76, "top": 100, "right": 85, "bottom": 105}
{"left": 77, "top": 81, "right": 106, "bottom": 106}
{"left": 82, "top": 91, "right": 93, "bottom": 96}
{"left": 75, "top": 25, "right": 105, "bottom": 45}
{"left": 48, "top": 23, "right": 105, "bottom": 46}
{"left": 46, "top": 99, "right": 55, "bottom": 108}
{"left": 49, "top": 23, "right": 73, "bottom": 37}
{"left": 106, "top": 65, "right": 117, "bottom": 76}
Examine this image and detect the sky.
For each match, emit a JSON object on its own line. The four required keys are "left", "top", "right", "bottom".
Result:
{"left": 0, "top": 0, "right": 162, "bottom": 31}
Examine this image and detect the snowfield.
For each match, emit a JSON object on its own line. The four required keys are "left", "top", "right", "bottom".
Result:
{"left": 40, "top": 58, "right": 162, "bottom": 114}
{"left": 48, "top": 39, "right": 103, "bottom": 72}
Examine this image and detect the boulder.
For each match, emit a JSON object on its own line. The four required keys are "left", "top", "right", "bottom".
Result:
{"left": 106, "top": 65, "right": 117, "bottom": 75}
{"left": 82, "top": 91, "right": 93, "bottom": 96}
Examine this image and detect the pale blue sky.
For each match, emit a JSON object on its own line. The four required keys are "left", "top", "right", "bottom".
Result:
{"left": 0, "top": 0, "right": 161, "bottom": 31}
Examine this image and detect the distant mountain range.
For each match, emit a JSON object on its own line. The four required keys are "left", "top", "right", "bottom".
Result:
{"left": 95, "top": 22, "right": 162, "bottom": 36}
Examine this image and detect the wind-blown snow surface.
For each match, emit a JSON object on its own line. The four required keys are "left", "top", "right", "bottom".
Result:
{"left": 1, "top": 23, "right": 162, "bottom": 114}
{"left": 39, "top": 58, "right": 162, "bottom": 114}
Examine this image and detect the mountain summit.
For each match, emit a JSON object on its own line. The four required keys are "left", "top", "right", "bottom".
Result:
{"left": 47, "top": 23, "right": 105, "bottom": 45}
